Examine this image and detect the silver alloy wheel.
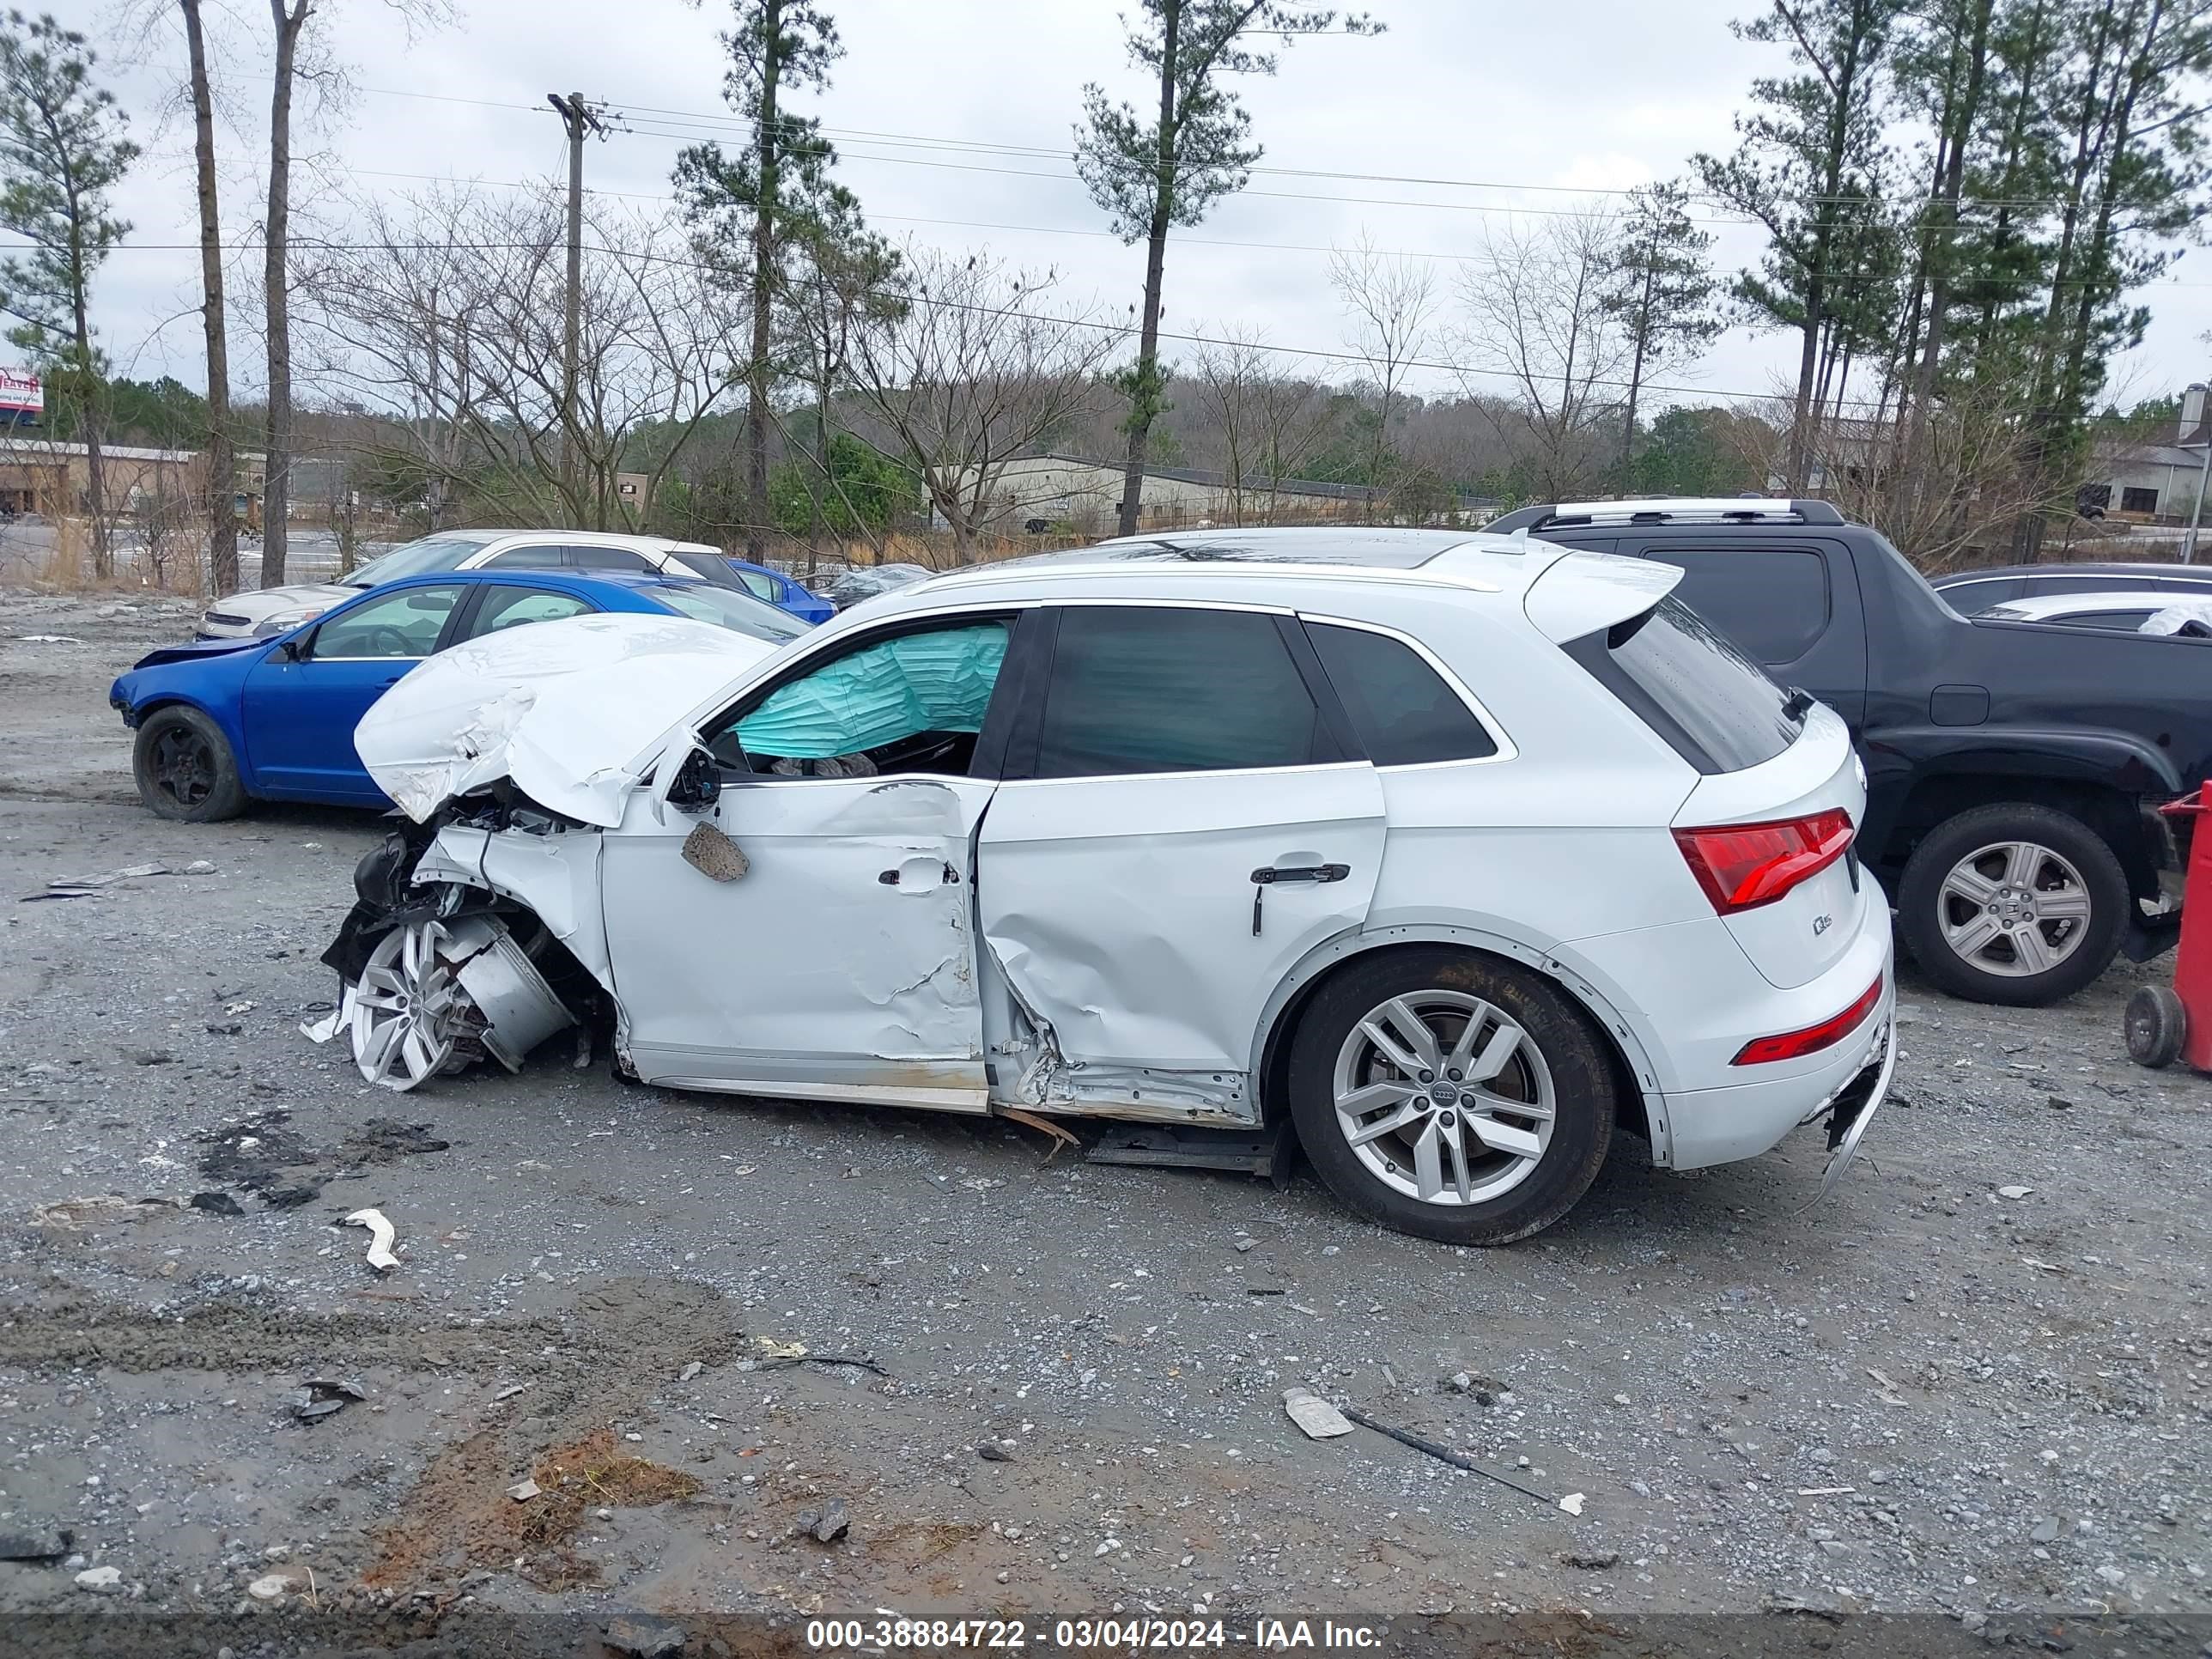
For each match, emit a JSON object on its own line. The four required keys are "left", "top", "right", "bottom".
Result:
{"left": 1331, "top": 991, "right": 1555, "bottom": 1206}
{"left": 1936, "top": 839, "right": 2094, "bottom": 978}
{"left": 349, "top": 919, "right": 465, "bottom": 1091}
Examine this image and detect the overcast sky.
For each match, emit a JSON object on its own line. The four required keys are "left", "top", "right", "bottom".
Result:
{"left": 71, "top": 0, "right": 2212, "bottom": 422}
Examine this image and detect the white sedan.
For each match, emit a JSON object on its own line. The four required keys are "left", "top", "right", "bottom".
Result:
{"left": 314, "top": 528, "right": 1893, "bottom": 1244}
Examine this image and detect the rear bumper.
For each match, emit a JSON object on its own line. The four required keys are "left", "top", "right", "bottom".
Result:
{"left": 1661, "top": 973, "right": 1895, "bottom": 1171}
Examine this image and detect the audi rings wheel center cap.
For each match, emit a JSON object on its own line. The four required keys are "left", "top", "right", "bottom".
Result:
{"left": 1429, "top": 1081, "right": 1462, "bottom": 1107}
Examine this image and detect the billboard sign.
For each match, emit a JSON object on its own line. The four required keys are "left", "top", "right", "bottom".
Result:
{"left": 0, "top": 369, "right": 42, "bottom": 425}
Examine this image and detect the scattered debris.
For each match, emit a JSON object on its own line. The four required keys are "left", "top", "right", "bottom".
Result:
{"left": 801, "top": 1500, "right": 850, "bottom": 1543}
{"left": 344, "top": 1207, "right": 400, "bottom": 1271}
{"left": 1234, "top": 1237, "right": 1255, "bottom": 1253}
{"left": 246, "top": 1572, "right": 291, "bottom": 1601}
{"left": 292, "top": 1378, "right": 367, "bottom": 1423}
{"left": 264, "top": 1183, "right": 322, "bottom": 1210}
{"left": 1282, "top": 1387, "right": 1354, "bottom": 1440}
{"left": 181, "top": 860, "right": 217, "bottom": 875}
{"left": 2046, "top": 1094, "right": 2074, "bottom": 1111}
{"left": 605, "top": 1609, "right": 689, "bottom": 1659}
{"left": 1000, "top": 1105, "right": 1080, "bottom": 1159}
{"left": 1339, "top": 1404, "right": 1574, "bottom": 1511}
{"left": 205, "top": 1022, "right": 243, "bottom": 1036}
{"left": 224, "top": 999, "right": 257, "bottom": 1016}
{"left": 1559, "top": 1551, "right": 1621, "bottom": 1570}
{"left": 1865, "top": 1366, "right": 1909, "bottom": 1407}
{"left": 31, "top": 1195, "right": 177, "bottom": 1229}
{"left": 22, "top": 862, "right": 172, "bottom": 902}
{"left": 189, "top": 1191, "right": 245, "bottom": 1218}
{"left": 680, "top": 821, "right": 750, "bottom": 882}
{"left": 2021, "top": 1255, "right": 2069, "bottom": 1275}
{"left": 1797, "top": 1486, "right": 1856, "bottom": 1498}
{"left": 1996, "top": 1184, "right": 2034, "bottom": 1200}
{"left": 679, "top": 1361, "right": 703, "bottom": 1383}
{"left": 17, "top": 633, "right": 85, "bottom": 644}
{"left": 1286, "top": 1301, "right": 1322, "bottom": 1319}
{"left": 755, "top": 1336, "right": 807, "bottom": 1360}
{"left": 0, "top": 1522, "right": 71, "bottom": 1562}
{"left": 495, "top": 1382, "right": 528, "bottom": 1401}
{"left": 73, "top": 1566, "right": 122, "bottom": 1592}
{"left": 507, "top": 1479, "right": 541, "bottom": 1503}
{"left": 977, "top": 1441, "right": 1015, "bottom": 1462}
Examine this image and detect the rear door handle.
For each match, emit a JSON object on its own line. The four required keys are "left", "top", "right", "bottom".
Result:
{"left": 1250, "top": 862, "right": 1352, "bottom": 934}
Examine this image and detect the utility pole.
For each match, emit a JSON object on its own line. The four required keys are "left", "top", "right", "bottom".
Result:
{"left": 547, "top": 92, "right": 609, "bottom": 515}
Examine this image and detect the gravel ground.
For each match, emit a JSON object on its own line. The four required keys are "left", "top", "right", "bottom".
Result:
{"left": 0, "top": 592, "right": 2207, "bottom": 1657}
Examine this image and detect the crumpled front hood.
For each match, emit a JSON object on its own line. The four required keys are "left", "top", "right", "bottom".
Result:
{"left": 353, "top": 613, "right": 772, "bottom": 825}
{"left": 130, "top": 635, "right": 269, "bottom": 670}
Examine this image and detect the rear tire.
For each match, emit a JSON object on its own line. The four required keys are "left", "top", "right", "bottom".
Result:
{"left": 1285, "top": 947, "right": 1615, "bottom": 1245}
{"left": 1898, "top": 803, "right": 2126, "bottom": 1006}
{"left": 132, "top": 705, "right": 248, "bottom": 823}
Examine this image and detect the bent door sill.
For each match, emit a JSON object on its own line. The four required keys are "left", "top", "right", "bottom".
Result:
{"left": 643, "top": 1073, "right": 989, "bottom": 1114}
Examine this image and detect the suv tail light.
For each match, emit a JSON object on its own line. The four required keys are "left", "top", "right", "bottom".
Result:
{"left": 1732, "top": 974, "right": 1884, "bottom": 1065}
{"left": 1673, "top": 808, "right": 1855, "bottom": 915}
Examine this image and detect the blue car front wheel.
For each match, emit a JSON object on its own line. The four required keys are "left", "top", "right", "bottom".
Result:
{"left": 133, "top": 706, "right": 248, "bottom": 823}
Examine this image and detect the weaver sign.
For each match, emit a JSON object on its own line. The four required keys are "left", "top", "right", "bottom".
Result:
{"left": 0, "top": 370, "right": 42, "bottom": 425}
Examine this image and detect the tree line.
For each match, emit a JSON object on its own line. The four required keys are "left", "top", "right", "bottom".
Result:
{"left": 2, "top": 0, "right": 2207, "bottom": 590}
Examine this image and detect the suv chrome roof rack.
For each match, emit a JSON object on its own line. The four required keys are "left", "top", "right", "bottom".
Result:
{"left": 1485, "top": 497, "right": 1847, "bottom": 532}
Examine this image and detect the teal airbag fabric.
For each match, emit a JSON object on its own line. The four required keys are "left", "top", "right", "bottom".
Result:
{"left": 736, "top": 622, "right": 1008, "bottom": 759}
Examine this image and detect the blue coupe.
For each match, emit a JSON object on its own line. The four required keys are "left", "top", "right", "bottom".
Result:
{"left": 112, "top": 568, "right": 806, "bottom": 821}
{"left": 723, "top": 558, "right": 836, "bottom": 624}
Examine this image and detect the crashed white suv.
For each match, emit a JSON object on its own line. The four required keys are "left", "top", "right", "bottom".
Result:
{"left": 319, "top": 527, "right": 1893, "bottom": 1244}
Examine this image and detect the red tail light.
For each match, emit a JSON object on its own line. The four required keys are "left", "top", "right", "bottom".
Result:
{"left": 1732, "top": 975, "right": 1885, "bottom": 1066}
{"left": 1673, "top": 808, "right": 1855, "bottom": 915}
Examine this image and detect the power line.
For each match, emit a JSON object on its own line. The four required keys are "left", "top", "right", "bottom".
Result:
{"left": 34, "top": 229, "right": 1997, "bottom": 412}
{"left": 319, "top": 165, "right": 2212, "bottom": 294}
{"left": 357, "top": 85, "right": 2083, "bottom": 214}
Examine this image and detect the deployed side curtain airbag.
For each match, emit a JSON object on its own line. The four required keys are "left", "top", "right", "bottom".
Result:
{"left": 736, "top": 623, "right": 1009, "bottom": 760}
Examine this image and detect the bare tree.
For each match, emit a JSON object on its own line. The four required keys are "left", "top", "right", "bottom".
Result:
{"left": 845, "top": 246, "right": 1119, "bottom": 560}
{"left": 179, "top": 0, "right": 235, "bottom": 594}
{"left": 1329, "top": 232, "right": 1437, "bottom": 500}
{"left": 294, "top": 186, "right": 745, "bottom": 532}
{"left": 1455, "top": 216, "right": 1631, "bottom": 500}
{"left": 1187, "top": 328, "right": 1338, "bottom": 523}
{"left": 261, "top": 0, "right": 454, "bottom": 586}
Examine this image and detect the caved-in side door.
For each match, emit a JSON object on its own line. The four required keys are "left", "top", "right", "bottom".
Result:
{"left": 976, "top": 603, "right": 1385, "bottom": 1119}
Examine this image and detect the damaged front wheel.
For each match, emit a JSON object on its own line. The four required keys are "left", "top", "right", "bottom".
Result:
{"left": 342, "top": 911, "right": 579, "bottom": 1092}
{"left": 350, "top": 918, "right": 467, "bottom": 1090}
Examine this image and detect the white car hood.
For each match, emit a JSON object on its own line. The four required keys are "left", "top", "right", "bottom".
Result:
{"left": 209, "top": 580, "right": 362, "bottom": 623}
{"left": 355, "top": 613, "right": 771, "bottom": 825}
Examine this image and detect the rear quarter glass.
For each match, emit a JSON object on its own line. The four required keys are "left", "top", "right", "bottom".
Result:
{"left": 1567, "top": 597, "right": 1802, "bottom": 775}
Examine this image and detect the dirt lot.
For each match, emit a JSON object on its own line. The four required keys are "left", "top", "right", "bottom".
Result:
{"left": 0, "top": 592, "right": 2207, "bottom": 1657}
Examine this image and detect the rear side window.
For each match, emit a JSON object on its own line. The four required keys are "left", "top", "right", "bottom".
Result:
{"left": 1643, "top": 548, "right": 1829, "bottom": 664}
{"left": 1305, "top": 621, "right": 1497, "bottom": 764}
{"left": 1570, "top": 597, "right": 1802, "bottom": 774}
{"left": 1034, "top": 606, "right": 1333, "bottom": 779}
{"left": 479, "top": 545, "right": 563, "bottom": 569}
{"left": 567, "top": 545, "right": 655, "bottom": 572}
